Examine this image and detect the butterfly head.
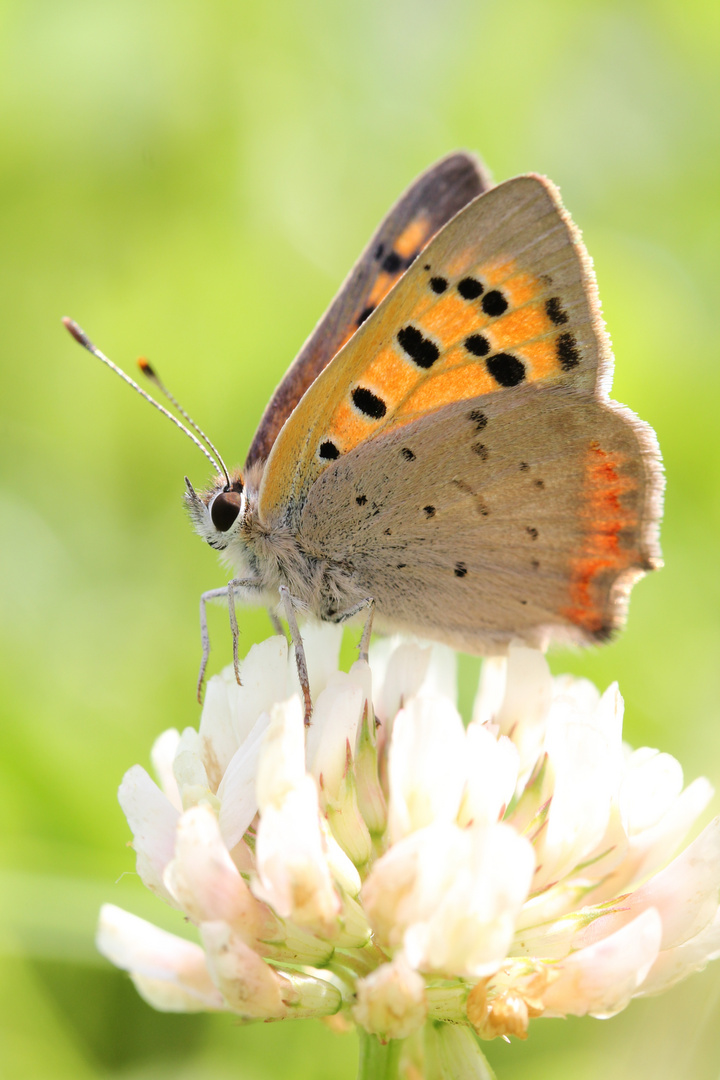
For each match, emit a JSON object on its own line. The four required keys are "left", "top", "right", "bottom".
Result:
{"left": 185, "top": 470, "right": 247, "bottom": 550}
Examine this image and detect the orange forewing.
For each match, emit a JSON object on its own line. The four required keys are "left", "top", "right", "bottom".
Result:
{"left": 245, "top": 153, "right": 489, "bottom": 470}
{"left": 259, "top": 175, "right": 600, "bottom": 525}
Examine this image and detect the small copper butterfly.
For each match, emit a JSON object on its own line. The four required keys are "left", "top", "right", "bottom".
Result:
{"left": 65, "top": 153, "right": 663, "bottom": 707}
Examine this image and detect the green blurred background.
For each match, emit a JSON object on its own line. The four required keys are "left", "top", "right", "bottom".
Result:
{"left": 1, "top": 0, "right": 719, "bottom": 1076}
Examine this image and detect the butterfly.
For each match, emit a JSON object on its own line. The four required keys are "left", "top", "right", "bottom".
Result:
{"left": 65, "top": 152, "right": 663, "bottom": 707}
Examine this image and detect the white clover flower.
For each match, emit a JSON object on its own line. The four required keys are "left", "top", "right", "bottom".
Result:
{"left": 98, "top": 628, "right": 720, "bottom": 1078}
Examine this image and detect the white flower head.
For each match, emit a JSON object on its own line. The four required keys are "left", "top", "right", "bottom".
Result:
{"left": 99, "top": 628, "right": 720, "bottom": 1073}
{"left": 353, "top": 955, "right": 428, "bottom": 1041}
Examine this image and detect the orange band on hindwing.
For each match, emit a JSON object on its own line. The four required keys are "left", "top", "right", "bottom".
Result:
{"left": 562, "top": 442, "right": 640, "bottom": 635}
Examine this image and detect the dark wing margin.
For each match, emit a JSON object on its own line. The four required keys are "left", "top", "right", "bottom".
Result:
{"left": 245, "top": 151, "right": 492, "bottom": 470}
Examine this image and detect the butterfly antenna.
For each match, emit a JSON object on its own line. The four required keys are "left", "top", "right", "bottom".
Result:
{"left": 136, "top": 356, "right": 231, "bottom": 488}
{"left": 62, "top": 318, "right": 231, "bottom": 488}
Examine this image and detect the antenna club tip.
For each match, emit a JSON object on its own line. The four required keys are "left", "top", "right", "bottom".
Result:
{"left": 137, "top": 357, "right": 156, "bottom": 377}
{"left": 62, "top": 317, "right": 92, "bottom": 348}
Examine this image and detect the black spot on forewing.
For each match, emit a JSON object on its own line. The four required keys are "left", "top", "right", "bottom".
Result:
{"left": 458, "top": 277, "right": 483, "bottom": 300}
{"left": 557, "top": 332, "right": 580, "bottom": 370}
{"left": 464, "top": 334, "right": 490, "bottom": 357}
{"left": 401, "top": 447, "right": 416, "bottom": 461}
{"left": 482, "top": 290, "right": 508, "bottom": 317}
{"left": 375, "top": 243, "right": 385, "bottom": 260}
{"left": 319, "top": 440, "right": 340, "bottom": 460}
{"left": 454, "top": 562, "right": 468, "bottom": 578}
{"left": 430, "top": 276, "right": 448, "bottom": 294}
{"left": 397, "top": 326, "right": 440, "bottom": 369}
{"left": 487, "top": 353, "right": 525, "bottom": 387}
{"left": 546, "top": 297, "right": 569, "bottom": 325}
{"left": 352, "top": 386, "right": 387, "bottom": 419}
{"left": 357, "top": 305, "right": 374, "bottom": 326}
{"left": 383, "top": 251, "right": 402, "bottom": 274}
{"left": 469, "top": 409, "right": 487, "bottom": 432}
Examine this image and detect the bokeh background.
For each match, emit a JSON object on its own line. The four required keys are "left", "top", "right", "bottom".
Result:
{"left": 1, "top": 1, "right": 719, "bottom": 1077}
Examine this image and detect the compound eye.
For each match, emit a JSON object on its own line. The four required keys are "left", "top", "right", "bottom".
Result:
{"left": 210, "top": 490, "right": 242, "bottom": 532}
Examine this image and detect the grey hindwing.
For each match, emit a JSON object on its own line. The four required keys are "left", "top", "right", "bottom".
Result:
{"left": 298, "top": 385, "right": 660, "bottom": 653}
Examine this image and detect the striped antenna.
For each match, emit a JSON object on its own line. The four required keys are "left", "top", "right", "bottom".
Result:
{"left": 62, "top": 318, "right": 231, "bottom": 489}
{"left": 136, "top": 356, "right": 230, "bottom": 487}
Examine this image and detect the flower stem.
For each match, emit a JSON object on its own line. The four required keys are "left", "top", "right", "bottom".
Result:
{"left": 356, "top": 1030, "right": 402, "bottom": 1080}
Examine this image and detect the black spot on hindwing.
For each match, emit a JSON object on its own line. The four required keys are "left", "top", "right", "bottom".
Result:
{"left": 401, "top": 447, "right": 416, "bottom": 461}
{"left": 454, "top": 562, "right": 468, "bottom": 578}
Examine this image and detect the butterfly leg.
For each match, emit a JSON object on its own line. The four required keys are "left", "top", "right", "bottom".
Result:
{"left": 279, "top": 585, "right": 313, "bottom": 726}
{"left": 198, "top": 579, "right": 262, "bottom": 703}
{"left": 267, "top": 607, "right": 286, "bottom": 638}
{"left": 358, "top": 600, "right": 375, "bottom": 663}
{"left": 227, "top": 579, "right": 242, "bottom": 686}
{"left": 330, "top": 597, "right": 375, "bottom": 661}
